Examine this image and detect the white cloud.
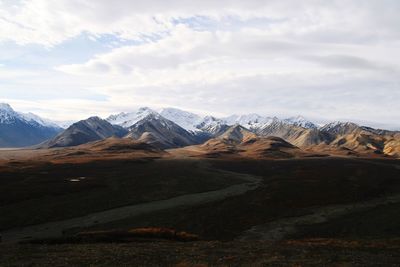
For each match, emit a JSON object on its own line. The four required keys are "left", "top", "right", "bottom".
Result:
{"left": 1, "top": 0, "right": 400, "bottom": 128}
{"left": 1, "top": 1, "right": 400, "bottom": 46}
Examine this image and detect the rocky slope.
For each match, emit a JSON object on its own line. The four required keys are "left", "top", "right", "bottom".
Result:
{"left": 43, "top": 117, "right": 127, "bottom": 148}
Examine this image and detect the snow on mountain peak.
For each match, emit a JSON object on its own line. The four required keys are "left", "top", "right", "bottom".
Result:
{"left": 283, "top": 115, "right": 317, "bottom": 129}
{"left": 0, "top": 103, "right": 18, "bottom": 124}
{"left": 106, "top": 107, "right": 160, "bottom": 128}
{"left": 224, "top": 113, "right": 275, "bottom": 130}
{"left": 19, "top": 112, "right": 61, "bottom": 129}
{"left": 0, "top": 103, "right": 13, "bottom": 112}
{"left": 0, "top": 103, "right": 61, "bottom": 129}
{"left": 320, "top": 121, "right": 360, "bottom": 132}
{"left": 160, "top": 107, "right": 202, "bottom": 132}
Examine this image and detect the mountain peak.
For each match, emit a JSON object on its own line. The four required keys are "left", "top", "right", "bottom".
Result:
{"left": 283, "top": 115, "right": 317, "bottom": 129}
{"left": 106, "top": 107, "right": 160, "bottom": 128}
{"left": 320, "top": 121, "right": 361, "bottom": 135}
{"left": 224, "top": 113, "right": 275, "bottom": 131}
{"left": 218, "top": 124, "right": 257, "bottom": 144}
{"left": 160, "top": 107, "right": 202, "bottom": 132}
{"left": 0, "top": 103, "right": 13, "bottom": 112}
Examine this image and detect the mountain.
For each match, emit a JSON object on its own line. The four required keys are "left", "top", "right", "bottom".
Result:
{"left": 18, "top": 112, "right": 61, "bottom": 129}
{"left": 77, "top": 137, "right": 163, "bottom": 153}
{"left": 384, "top": 134, "right": 400, "bottom": 157}
{"left": 43, "top": 116, "right": 128, "bottom": 148}
{"left": 178, "top": 125, "right": 302, "bottom": 159}
{"left": 0, "top": 103, "right": 62, "bottom": 147}
{"left": 256, "top": 118, "right": 331, "bottom": 147}
{"left": 160, "top": 107, "right": 203, "bottom": 133}
{"left": 223, "top": 114, "right": 275, "bottom": 132}
{"left": 198, "top": 125, "right": 256, "bottom": 157}
{"left": 106, "top": 107, "right": 158, "bottom": 128}
{"left": 320, "top": 121, "right": 362, "bottom": 135}
{"left": 237, "top": 136, "right": 301, "bottom": 158}
{"left": 216, "top": 124, "right": 257, "bottom": 144}
{"left": 196, "top": 116, "right": 230, "bottom": 136}
{"left": 158, "top": 108, "right": 229, "bottom": 137}
{"left": 283, "top": 116, "right": 318, "bottom": 129}
{"left": 124, "top": 113, "right": 199, "bottom": 149}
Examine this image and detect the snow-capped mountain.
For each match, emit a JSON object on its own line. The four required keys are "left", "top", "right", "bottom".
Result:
{"left": 160, "top": 107, "right": 203, "bottom": 132}
{"left": 0, "top": 103, "right": 19, "bottom": 124}
{"left": 106, "top": 107, "right": 160, "bottom": 128}
{"left": 283, "top": 116, "right": 318, "bottom": 129}
{"left": 125, "top": 112, "right": 199, "bottom": 149}
{"left": 0, "top": 103, "right": 62, "bottom": 129}
{"left": 196, "top": 116, "right": 229, "bottom": 136}
{"left": 0, "top": 103, "right": 62, "bottom": 147}
{"left": 320, "top": 121, "right": 361, "bottom": 135}
{"left": 223, "top": 114, "right": 275, "bottom": 131}
{"left": 19, "top": 112, "right": 61, "bottom": 129}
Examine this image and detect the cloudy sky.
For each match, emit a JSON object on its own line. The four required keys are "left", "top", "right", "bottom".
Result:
{"left": 0, "top": 0, "right": 399, "bottom": 129}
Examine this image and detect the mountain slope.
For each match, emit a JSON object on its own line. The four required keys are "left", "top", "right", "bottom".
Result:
{"left": 0, "top": 103, "right": 62, "bottom": 147}
{"left": 223, "top": 114, "right": 275, "bottom": 132}
{"left": 174, "top": 125, "right": 302, "bottom": 159}
{"left": 283, "top": 115, "right": 318, "bottom": 129}
{"left": 217, "top": 124, "right": 257, "bottom": 144}
{"left": 384, "top": 134, "right": 400, "bottom": 157}
{"left": 257, "top": 119, "right": 331, "bottom": 147}
{"left": 106, "top": 107, "right": 158, "bottom": 128}
{"left": 320, "top": 122, "right": 362, "bottom": 136}
{"left": 238, "top": 136, "right": 300, "bottom": 158}
{"left": 196, "top": 116, "right": 230, "bottom": 136}
{"left": 125, "top": 113, "right": 199, "bottom": 149}
{"left": 160, "top": 107, "right": 202, "bottom": 133}
{"left": 43, "top": 117, "right": 128, "bottom": 148}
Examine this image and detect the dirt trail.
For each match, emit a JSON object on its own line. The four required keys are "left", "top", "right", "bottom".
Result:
{"left": 0, "top": 162, "right": 262, "bottom": 244}
{"left": 238, "top": 193, "right": 400, "bottom": 241}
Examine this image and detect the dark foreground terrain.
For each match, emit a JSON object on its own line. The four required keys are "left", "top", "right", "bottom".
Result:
{"left": 1, "top": 149, "right": 400, "bottom": 266}
{"left": 2, "top": 239, "right": 400, "bottom": 266}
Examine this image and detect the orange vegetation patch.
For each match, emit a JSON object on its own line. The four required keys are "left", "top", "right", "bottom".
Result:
{"left": 75, "top": 227, "right": 199, "bottom": 242}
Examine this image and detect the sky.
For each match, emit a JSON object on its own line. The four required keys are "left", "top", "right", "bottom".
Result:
{"left": 0, "top": 0, "right": 399, "bottom": 129}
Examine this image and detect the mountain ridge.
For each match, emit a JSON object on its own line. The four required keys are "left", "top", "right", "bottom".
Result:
{"left": 1, "top": 103, "right": 399, "bottom": 158}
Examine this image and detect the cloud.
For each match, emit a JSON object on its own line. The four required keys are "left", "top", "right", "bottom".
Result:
{"left": 1, "top": 1, "right": 400, "bottom": 129}
{"left": 1, "top": 1, "right": 400, "bottom": 46}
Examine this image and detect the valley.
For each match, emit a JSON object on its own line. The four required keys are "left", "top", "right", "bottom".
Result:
{"left": 0, "top": 146, "right": 400, "bottom": 265}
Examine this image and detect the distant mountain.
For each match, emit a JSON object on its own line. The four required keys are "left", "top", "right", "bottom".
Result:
{"left": 317, "top": 121, "right": 393, "bottom": 155}
{"left": 43, "top": 116, "right": 127, "bottom": 148}
{"left": 320, "top": 121, "right": 362, "bottom": 135}
{"left": 216, "top": 124, "right": 257, "bottom": 144}
{"left": 106, "top": 107, "right": 158, "bottom": 128}
{"left": 283, "top": 115, "right": 318, "bottom": 129}
{"left": 238, "top": 136, "right": 300, "bottom": 158}
{"left": 26, "top": 105, "right": 396, "bottom": 158}
{"left": 160, "top": 107, "right": 203, "bottom": 133}
{"left": 384, "top": 134, "right": 400, "bottom": 157}
{"left": 256, "top": 118, "right": 331, "bottom": 147}
{"left": 159, "top": 108, "right": 230, "bottom": 138}
{"left": 223, "top": 114, "right": 275, "bottom": 132}
{"left": 125, "top": 112, "right": 199, "bottom": 149}
{"left": 0, "top": 103, "right": 62, "bottom": 147}
{"left": 196, "top": 116, "right": 229, "bottom": 136}
{"left": 191, "top": 125, "right": 302, "bottom": 159}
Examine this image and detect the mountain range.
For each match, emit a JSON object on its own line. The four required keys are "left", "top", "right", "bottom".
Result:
{"left": 0, "top": 103, "right": 62, "bottom": 147}
{"left": 0, "top": 103, "right": 399, "bottom": 158}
